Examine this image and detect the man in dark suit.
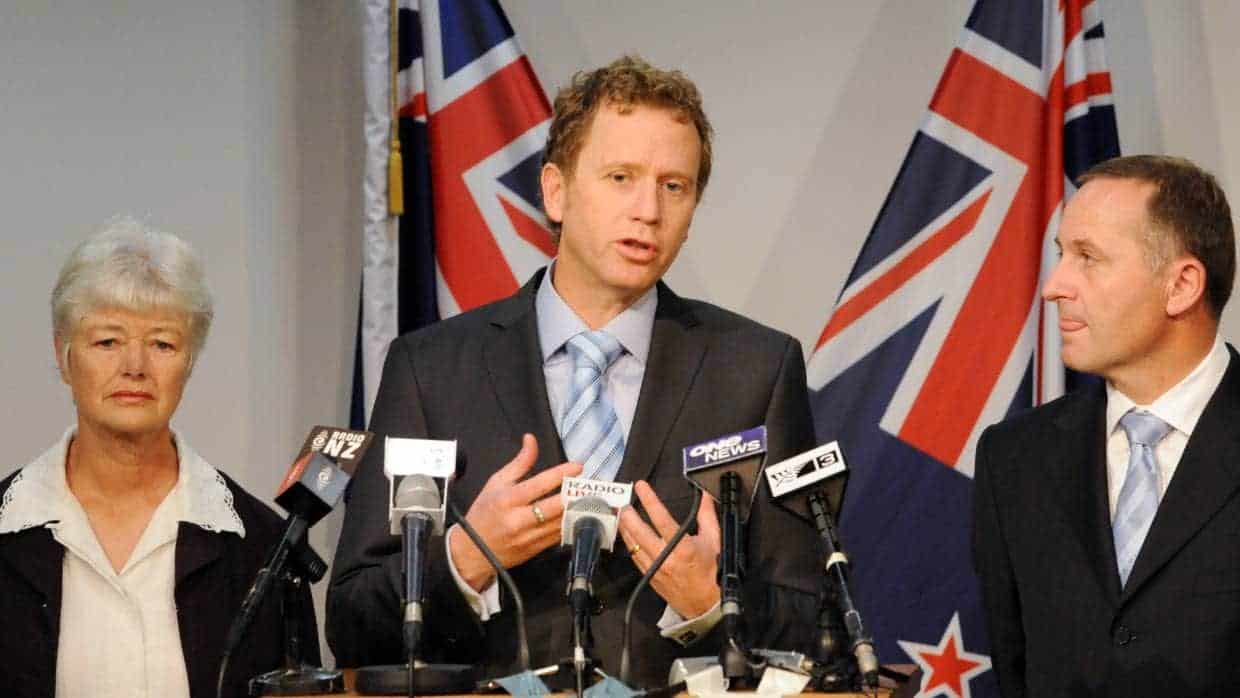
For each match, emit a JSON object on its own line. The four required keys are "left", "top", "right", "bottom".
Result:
{"left": 973, "top": 155, "right": 1240, "bottom": 697}
{"left": 327, "top": 55, "right": 820, "bottom": 688}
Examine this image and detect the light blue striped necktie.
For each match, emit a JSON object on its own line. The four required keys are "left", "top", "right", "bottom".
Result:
{"left": 1112, "top": 410, "right": 1173, "bottom": 588}
{"left": 560, "top": 330, "right": 626, "bottom": 480}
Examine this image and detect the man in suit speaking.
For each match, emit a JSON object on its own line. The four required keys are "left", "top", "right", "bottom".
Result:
{"left": 327, "top": 55, "right": 819, "bottom": 687}
{"left": 973, "top": 155, "right": 1239, "bottom": 697}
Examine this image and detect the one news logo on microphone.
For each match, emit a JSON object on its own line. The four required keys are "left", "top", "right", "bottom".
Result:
{"left": 683, "top": 426, "right": 767, "bottom": 472}
{"left": 764, "top": 441, "right": 847, "bottom": 499}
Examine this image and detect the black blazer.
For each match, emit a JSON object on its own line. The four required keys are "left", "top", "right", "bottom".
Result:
{"left": 327, "top": 270, "right": 821, "bottom": 688}
{"left": 0, "top": 470, "right": 320, "bottom": 698}
{"left": 973, "top": 346, "right": 1240, "bottom": 698}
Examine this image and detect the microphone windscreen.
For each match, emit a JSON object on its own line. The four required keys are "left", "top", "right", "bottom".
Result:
{"left": 395, "top": 474, "right": 441, "bottom": 509}
{"left": 568, "top": 495, "right": 612, "bottom": 517}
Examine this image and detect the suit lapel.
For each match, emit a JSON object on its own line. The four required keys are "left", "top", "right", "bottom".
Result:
{"left": 615, "top": 283, "right": 706, "bottom": 484}
{"left": 1122, "top": 348, "right": 1240, "bottom": 601}
{"left": 0, "top": 527, "right": 64, "bottom": 604}
{"left": 1050, "top": 382, "right": 1122, "bottom": 604}
{"left": 484, "top": 270, "right": 567, "bottom": 471}
{"left": 174, "top": 522, "right": 226, "bottom": 588}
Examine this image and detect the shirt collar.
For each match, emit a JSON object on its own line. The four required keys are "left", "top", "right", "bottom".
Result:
{"left": 1105, "top": 336, "right": 1231, "bottom": 439}
{"left": 535, "top": 260, "right": 657, "bottom": 364}
{"left": 0, "top": 426, "right": 245, "bottom": 537}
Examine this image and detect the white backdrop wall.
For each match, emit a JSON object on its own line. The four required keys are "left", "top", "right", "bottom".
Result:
{"left": 1, "top": 0, "right": 1237, "bottom": 664}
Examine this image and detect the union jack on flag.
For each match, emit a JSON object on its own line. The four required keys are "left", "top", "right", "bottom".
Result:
{"left": 808, "top": 1, "right": 1118, "bottom": 696}
{"left": 357, "top": 0, "right": 552, "bottom": 426}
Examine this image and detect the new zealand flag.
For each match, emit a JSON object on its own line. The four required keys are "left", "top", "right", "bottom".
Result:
{"left": 807, "top": 1, "right": 1119, "bottom": 696}
{"left": 356, "top": 0, "right": 552, "bottom": 427}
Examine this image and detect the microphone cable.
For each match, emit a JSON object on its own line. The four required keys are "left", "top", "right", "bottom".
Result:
{"left": 618, "top": 486, "right": 702, "bottom": 686}
{"left": 446, "top": 500, "right": 531, "bottom": 672}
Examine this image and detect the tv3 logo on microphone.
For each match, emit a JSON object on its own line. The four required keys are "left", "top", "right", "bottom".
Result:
{"left": 764, "top": 441, "right": 847, "bottom": 498}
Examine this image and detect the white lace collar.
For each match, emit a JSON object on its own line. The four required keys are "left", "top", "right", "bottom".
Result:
{"left": 0, "top": 426, "right": 245, "bottom": 537}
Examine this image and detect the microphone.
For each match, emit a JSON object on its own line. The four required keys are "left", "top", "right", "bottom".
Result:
{"left": 683, "top": 425, "right": 768, "bottom": 522}
{"left": 217, "top": 427, "right": 374, "bottom": 698}
{"left": 395, "top": 474, "right": 440, "bottom": 658}
{"left": 384, "top": 437, "right": 453, "bottom": 535}
{"left": 683, "top": 426, "right": 769, "bottom": 681}
{"left": 355, "top": 437, "right": 480, "bottom": 697}
{"left": 559, "top": 477, "right": 627, "bottom": 551}
{"left": 559, "top": 485, "right": 625, "bottom": 695}
{"left": 563, "top": 497, "right": 616, "bottom": 606}
{"left": 764, "top": 442, "right": 877, "bottom": 689}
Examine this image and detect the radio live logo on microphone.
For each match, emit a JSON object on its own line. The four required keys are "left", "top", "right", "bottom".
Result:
{"left": 561, "top": 476, "right": 632, "bottom": 509}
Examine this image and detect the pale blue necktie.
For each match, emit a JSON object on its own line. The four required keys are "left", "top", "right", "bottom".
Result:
{"left": 560, "top": 330, "right": 626, "bottom": 481}
{"left": 1113, "top": 410, "right": 1173, "bottom": 588}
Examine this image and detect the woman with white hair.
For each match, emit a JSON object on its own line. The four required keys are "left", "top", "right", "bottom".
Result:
{"left": 0, "top": 219, "right": 318, "bottom": 697}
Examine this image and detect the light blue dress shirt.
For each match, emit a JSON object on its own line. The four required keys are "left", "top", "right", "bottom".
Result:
{"left": 535, "top": 261, "right": 657, "bottom": 443}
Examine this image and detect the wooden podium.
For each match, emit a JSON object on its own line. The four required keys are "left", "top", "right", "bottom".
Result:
{"left": 272, "top": 669, "right": 900, "bottom": 697}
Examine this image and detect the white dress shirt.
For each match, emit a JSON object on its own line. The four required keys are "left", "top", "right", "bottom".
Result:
{"left": 0, "top": 427, "right": 245, "bottom": 698}
{"left": 1104, "top": 337, "right": 1231, "bottom": 519}
{"left": 445, "top": 264, "right": 721, "bottom": 645}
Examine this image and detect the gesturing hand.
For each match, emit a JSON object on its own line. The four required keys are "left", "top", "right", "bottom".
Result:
{"left": 448, "top": 434, "right": 583, "bottom": 591}
{"left": 617, "top": 480, "right": 721, "bottom": 619}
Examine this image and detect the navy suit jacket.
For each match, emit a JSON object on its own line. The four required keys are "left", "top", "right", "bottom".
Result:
{"left": 974, "top": 346, "right": 1240, "bottom": 697}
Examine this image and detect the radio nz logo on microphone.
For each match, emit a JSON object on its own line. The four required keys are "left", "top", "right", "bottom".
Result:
{"left": 318, "top": 430, "right": 367, "bottom": 460}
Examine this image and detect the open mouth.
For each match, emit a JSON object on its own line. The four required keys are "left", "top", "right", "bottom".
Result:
{"left": 619, "top": 238, "right": 658, "bottom": 259}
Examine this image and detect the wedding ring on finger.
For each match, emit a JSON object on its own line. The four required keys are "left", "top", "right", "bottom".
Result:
{"left": 531, "top": 504, "right": 546, "bottom": 525}
{"left": 628, "top": 544, "right": 641, "bottom": 556}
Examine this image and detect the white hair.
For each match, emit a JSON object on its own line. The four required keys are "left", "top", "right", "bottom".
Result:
{"left": 51, "top": 216, "right": 214, "bottom": 366}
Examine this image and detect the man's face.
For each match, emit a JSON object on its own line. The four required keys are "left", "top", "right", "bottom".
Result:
{"left": 541, "top": 102, "right": 702, "bottom": 310}
{"left": 1042, "top": 177, "right": 1175, "bottom": 384}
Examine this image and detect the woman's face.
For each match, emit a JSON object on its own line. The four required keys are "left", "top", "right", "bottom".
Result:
{"left": 56, "top": 306, "right": 192, "bottom": 441}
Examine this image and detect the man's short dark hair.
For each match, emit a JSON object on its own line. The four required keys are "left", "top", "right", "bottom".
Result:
{"left": 542, "top": 55, "right": 713, "bottom": 241}
{"left": 1079, "top": 155, "right": 1235, "bottom": 318}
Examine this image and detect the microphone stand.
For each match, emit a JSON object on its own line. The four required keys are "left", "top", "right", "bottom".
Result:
{"left": 355, "top": 502, "right": 531, "bottom": 696}
{"left": 250, "top": 545, "right": 344, "bottom": 695}
{"left": 811, "top": 574, "right": 860, "bottom": 691}
{"left": 718, "top": 472, "right": 755, "bottom": 684}
{"left": 807, "top": 490, "right": 878, "bottom": 692}
{"left": 217, "top": 517, "right": 309, "bottom": 698}
{"left": 571, "top": 598, "right": 595, "bottom": 698}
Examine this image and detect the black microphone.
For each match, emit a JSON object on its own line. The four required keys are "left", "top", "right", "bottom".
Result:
{"left": 354, "top": 438, "right": 480, "bottom": 697}
{"left": 683, "top": 426, "right": 769, "bottom": 682}
{"left": 561, "top": 496, "right": 618, "bottom": 692}
{"left": 228, "top": 451, "right": 348, "bottom": 648}
{"left": 564, "top": 497, "right": 613, "bottom": 610}
{"left": 395, "top": 475, "right": 440, "bottom": 658}
{"left": 217, "top": 426, "right": 375, "bottom": 698}
{"left": 764, "top": 441, "right": 877, "bottom": 689}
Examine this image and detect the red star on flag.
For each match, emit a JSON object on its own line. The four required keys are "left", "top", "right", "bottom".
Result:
{"left": 898, "top": 613, "right": 991, "bottom": 698}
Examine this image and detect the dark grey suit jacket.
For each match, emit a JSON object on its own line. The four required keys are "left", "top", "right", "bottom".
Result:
{"left": 973, "top": 346, "right": 1240, "bottom": 698}
{"left": 327, "top": 270, "right": 821, "bottom": 687}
